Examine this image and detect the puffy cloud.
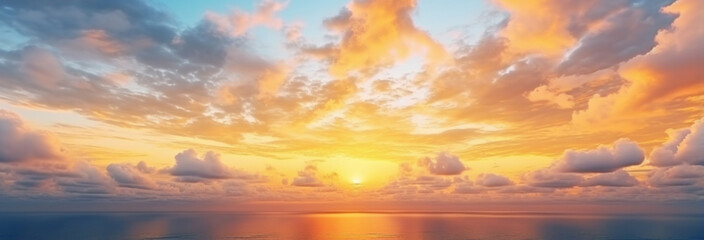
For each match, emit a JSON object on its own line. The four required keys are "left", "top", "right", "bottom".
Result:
{"left": 524, "top": 168, "right": 583, "bottom": 188}
{"left": 570, "top": 0, "right": 704, "bottom": 128}
{"left": 648, "top": 165, "right": 704, "bottom": 187}
{"left": 204, "top": 0, "right": 287, "bottom": 37}
{"left": 672, "top": 118, "right": 704, "bottom": 166}
{"left": 323, "top": 0, "right": 447, "bottom": 76}
{"left": 494, "top": 0, "right": 623, "bottom": 56}
{"left": 582, "top": 170, "right": 638, "bottom": 187}
{"left": 167, "top": 149, "right": 232, "bottom": 182}
{"left": 56, "top": 161, "right": 113, "bottom": 195}
{"left": 555, "top": 138, "right": 644, "bottom": 173}
{"left": 452, "top": 177, "right": 478, "bottom": 194}
{"left": 106, "top": 161, "right": 156, "bottom": 189}
{"left": 0, "top": 109, "right": 63, "bottom": 163}
{"left": 418, "top": 152, "right": 466, "bottom": 175}
{"left": 476, "top": 173, "right": 514, "bottom": 187}
{"left": 291, "top": 164, "right": 325, "bottom": 187}
{"left": 555, "top": 1, "right": 676, "bottom": 75}
{"left": 650, "top": 117, "right": 704, "bottom": 166}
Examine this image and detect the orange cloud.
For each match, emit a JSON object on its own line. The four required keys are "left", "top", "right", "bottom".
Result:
{"left": 572, "top": 0, "right": 704, "bottom": 129}
{"left": 325, "top": 0, "right": 448, "bottom": 76}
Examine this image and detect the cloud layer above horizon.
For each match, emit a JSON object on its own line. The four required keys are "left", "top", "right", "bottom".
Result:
{"left": 0, "top": 0, "right": 702, "bottom": 206}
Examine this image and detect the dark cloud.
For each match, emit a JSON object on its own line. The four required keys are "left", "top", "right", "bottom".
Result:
{"left": 0, "top": 0, "right": 176, "bottom": 47}
{"left": 418, "top": 152, "right": 467, "bottom": 175}
{"left": 557, "top": 1, "right": 677, "bottom": 75}
{"left": 556, "top": 138, "right": 644, "bottom": 173}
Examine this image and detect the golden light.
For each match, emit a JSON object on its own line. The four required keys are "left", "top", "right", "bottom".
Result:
{"left": 351, "top": 177, "right": 362, "bottom": 186}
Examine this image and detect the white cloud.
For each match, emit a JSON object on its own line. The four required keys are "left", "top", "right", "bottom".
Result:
{"left": 556, "top": 138, "right": 644, "bottom": 173}
{"left": 419, "top": 152, "right": 467, "bottom": 175}
{"left": 168, "top": 149, "right": 232, "bottom": 182}
{"left": 583, "top": 170, "right": 638, "bottom": 187}
{"left": 476, "top": 173, "right": 514, "bottom": 187}
{"left": 0, "top": 109, "right": 63, "bottom": 163}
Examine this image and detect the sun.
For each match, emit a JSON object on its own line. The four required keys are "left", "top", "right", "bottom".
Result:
{"left": 351, "top": 178, "right": 362, "bottom": 186}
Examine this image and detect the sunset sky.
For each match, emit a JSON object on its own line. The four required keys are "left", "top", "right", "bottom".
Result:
{"left": 0, "top": 0, "right": 702, "bottom": 211}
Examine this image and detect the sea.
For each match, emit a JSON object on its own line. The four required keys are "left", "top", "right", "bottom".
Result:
{"left": 0, "top": 211, "right": 702, "bottom": 240}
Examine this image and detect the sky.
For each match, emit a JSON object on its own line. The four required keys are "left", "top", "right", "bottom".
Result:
{"left": 0, "top": 0, "right": 702, "bottom": 211}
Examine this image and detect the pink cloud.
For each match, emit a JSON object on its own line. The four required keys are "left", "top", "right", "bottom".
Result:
{"left": 204, "top": 0, "right": 287, "bottom": 37}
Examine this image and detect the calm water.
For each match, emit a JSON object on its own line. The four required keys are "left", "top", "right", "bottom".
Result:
{"left": 0, "top": 212, "right": 702, "bottom": 240}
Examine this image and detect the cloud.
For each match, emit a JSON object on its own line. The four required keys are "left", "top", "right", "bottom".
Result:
{"left": 418, "top": 152, "right": 467, "bottom": 175}
{"left": 555, "top": 138, "right": 644, "bottom": 173}
{"left": 19, "top": 47, "right": 65, "bottom": 89}
{"left": 476, "top": 173, "right": 514, "bottom": 187}
{"left": 204, "top": 0, "right": 287, "bottom": 37}
{"left": 291, "top": 164, "right": 323, "bottom": 187}
{"left": 524, "top": 168, "right": 583, "bottom": 188}
{"left": 106, "top": 161, "right": 156, "bottom": 189}
{"left": 582, "top": 170, "right": 638, "bottom": 187}
{"left": 452, "top": 177, "right": 478, "bottom": 194}
{"left": 570, "top": 0, "right": 704, "bottom": 128}
{"left": 56, "top": 161, "right": 113, "bottom": 195}
{"left": 0, "top": 109, "right": 63, "bottom": 163}
{"left": 323, "top": 0, "right": 447, "bottom": 76}
{"left": 649, "top": 117, "right": 704, "bottom": 167}
{"left": 648, "top": 165, "right": 704, "bottom": 187}
{"left": 555, "top": 1, "right": 676, "bottom": 75}
{"left": 167, "top": 149, "right": 232, "bottom": 182}
{"left": 526, "top": 85, "right": 574, "bottom": 109}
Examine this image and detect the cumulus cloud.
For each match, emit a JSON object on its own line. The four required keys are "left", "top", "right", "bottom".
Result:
{"left": 649, "top": 117, "right": 704, "bottom": 166}
{"left": 323, "top": 0, "right": 447, "bottom": 76}
{"left": 555, "top": 1, "right": 676, "bottom": 75}
{"left": 418, "top": 152, "right": 467, "bottom": 175}
{"left": 476, "top": 173, "right": 514, "bottom": 187}
{"left": 0, "top": 109, "right": 63, "bottom": 163}
{"left": 555, "top": 138, "right": 644, "bottom": 173}
{"left": 524, "top": 168, "right": 583, "bottom": 188}
{"left": 582, "top": 170, "right": 638, "bottom": 187}
{"left": 570, "top": 0, "right": 704, "bottom": 129}
{"left": 291, "top": 164, "right": 324, "bottom": 187}
{"left": 56, "top": 161, "right": 114, "bottom": 195}
{"left": 649, "top": 128, "right": 693, "bottom": 167}
{"left": 670, "top": 119, "right": 704, "bottom": 165}
{"left": 648, "top": 165, "right": 704, "bottom": 187}
{"left": 107, "top": 161, "right": 156, "bottom": 189}
{"left": 168, "top": 149, "right": 232, "bottom": 182}
{"left": 452, "top": 176, "right": 478, "bottom": 194}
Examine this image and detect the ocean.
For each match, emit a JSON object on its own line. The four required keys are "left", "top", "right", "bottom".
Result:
{"left": 0, "top": 212, "right": 702, "bottom": 240}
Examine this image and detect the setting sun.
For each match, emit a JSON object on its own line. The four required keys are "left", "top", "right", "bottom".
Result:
{"left": 351, "top": 178, "right": 363, "bottom": 186}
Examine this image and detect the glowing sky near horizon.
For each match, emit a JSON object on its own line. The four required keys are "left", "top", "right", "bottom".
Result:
{"left": 0, "top": 0, "right": 702, "bottom": 208}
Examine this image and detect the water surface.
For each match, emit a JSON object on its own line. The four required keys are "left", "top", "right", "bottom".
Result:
{"left": 0, "top": 212, "right": 701, "bottom": 240}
